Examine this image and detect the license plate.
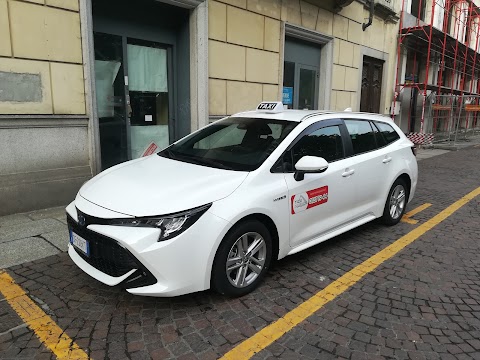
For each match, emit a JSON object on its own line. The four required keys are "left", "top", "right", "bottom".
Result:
{"left": 70, "top": 230, "right": 90, "bottom": 256}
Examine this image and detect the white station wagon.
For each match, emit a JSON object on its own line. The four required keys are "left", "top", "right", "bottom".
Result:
{"left": 67, "top": 102, "right": 418, "bottom": 297}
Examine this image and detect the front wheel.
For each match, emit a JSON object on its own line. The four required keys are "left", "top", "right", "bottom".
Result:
{"left": 211, "top": 220, "right": 272, "bottom": 297}
{"left": 382, "top": 178, "right": 408, "bottom": 226}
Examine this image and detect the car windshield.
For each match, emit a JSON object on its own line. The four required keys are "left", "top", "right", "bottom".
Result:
{"left": 158, "top": 117, "right": 298, "bottom": 171}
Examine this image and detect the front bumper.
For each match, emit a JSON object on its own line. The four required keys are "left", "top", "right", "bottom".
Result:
{"left": 66, "top": 198, "right": 231, "bottom": 297}
{"left": 67, "top": 213, "right": 157, "bottom": 289}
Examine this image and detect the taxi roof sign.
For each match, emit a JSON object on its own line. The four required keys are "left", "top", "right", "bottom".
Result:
{"left": 256, "top": 101, "right": 284, "bottom": 113}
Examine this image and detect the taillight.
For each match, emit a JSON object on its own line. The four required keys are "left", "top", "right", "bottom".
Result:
{"left": 411, "top": 146, "right": 417, "bottom": 156}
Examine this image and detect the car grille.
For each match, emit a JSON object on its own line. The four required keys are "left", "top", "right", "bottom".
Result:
{"left": 67, "top": 214, "right": 156, "bottom": 288}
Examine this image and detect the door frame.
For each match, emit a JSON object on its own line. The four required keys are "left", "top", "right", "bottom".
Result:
{"left": 92, "top": 32, "right": 175, "bottom": 163}
{"left": 280, "top": 23, "right": 334, "bottom": 111}
{"left": 123, "top": 36, "right": 132, "bottom": 159}
{"left": 79, "top": 0, "right": 208, "bottom": 174}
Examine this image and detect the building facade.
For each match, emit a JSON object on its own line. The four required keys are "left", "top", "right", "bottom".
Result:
{"left": 394, "top": 0, "right": 480, "bottom": 142}
{"left": 0, "top": 0, "right": 398, "bottom": 216}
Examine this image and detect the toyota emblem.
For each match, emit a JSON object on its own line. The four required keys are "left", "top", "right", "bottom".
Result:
{"left": 78, "top": 214, "right": 86, "bottom": 226}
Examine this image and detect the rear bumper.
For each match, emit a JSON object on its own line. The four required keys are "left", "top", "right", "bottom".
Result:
{"left": 408, "top": 158, "right": 418, "bottom": 203}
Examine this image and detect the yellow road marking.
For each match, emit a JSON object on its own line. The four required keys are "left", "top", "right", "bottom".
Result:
{"left": 401, "top": 217, "right": 418, "bottom": 225}
{"left": 0, "top": 271, "right": 88, "bottom": 359}
{"left": 405, "top": 203, "right": 432, "bottom": 217}
{"left": 401, "top": 203, "right": 432, "bottom": 224}
{"left": 222, "top": 187, "right": 480, "bottom": 359}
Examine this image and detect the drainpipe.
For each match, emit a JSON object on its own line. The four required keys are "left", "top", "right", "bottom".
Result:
{"left": 363, "top": 0, "right": 375, "bottom": 31}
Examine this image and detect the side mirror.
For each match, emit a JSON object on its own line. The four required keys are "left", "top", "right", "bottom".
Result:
{"left": 294, "top": 156, "right": 329, "bottom": 181}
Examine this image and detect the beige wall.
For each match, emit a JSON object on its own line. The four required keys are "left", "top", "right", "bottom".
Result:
{"left": 208, "top": 0, "right": 399, "bottom": 115}
{"left": 0, "top": 0, "right": 85, "bottom": 115}
{"left": 208, "top": 0, "right": 282, "bottom": 115}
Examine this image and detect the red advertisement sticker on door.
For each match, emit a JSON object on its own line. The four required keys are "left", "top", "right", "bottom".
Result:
{"left": 291, "top": 186, "right": 328, "bottom": 214}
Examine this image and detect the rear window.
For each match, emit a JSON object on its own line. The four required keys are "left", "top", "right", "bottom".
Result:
{"left": 374, "top": 121, "right": 400, "bottom": 145}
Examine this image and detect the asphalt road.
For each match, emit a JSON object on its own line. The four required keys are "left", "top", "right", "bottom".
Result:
{"left": 1, "top": 146, "right": 480, "bottom": 360}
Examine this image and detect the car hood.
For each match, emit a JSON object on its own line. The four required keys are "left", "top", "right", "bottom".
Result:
{"left": 79, "top": 155, "right": 249, "bottom": 217}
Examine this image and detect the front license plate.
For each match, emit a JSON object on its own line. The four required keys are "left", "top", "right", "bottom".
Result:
{"left": 70, "top": 230, "right": 90, "bottom": 257}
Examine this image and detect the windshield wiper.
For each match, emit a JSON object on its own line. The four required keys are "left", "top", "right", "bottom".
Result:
{"left": 159, "top": 149, "right": 234, "bottom": 170}
{"left": 189, "top": 157, "right": 234, "bottom": 170}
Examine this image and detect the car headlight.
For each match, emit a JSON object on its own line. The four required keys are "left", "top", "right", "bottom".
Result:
{"left": 108, "top": 204, "right": 211, "bottom": 241}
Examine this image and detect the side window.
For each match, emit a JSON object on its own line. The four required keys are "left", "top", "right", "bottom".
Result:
{"left": 374, "top": 121, "right": 400, "bottom": 145}
{"left": 344, "top": 119, "right": 377, "bottom": 155}
{"left": 279, "top": 125, "right": 344, "bottom": 172}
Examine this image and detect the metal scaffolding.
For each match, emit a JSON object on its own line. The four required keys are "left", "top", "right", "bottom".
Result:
{"left": 393, "top": 0, "right": 480, "bottom": 144}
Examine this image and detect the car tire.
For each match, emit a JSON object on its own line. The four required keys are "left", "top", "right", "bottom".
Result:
{"left": 382, "top": 178, "right": 408, "bottom": 226}
{"left": 211, "top": 220, "right": 272, "bottom": 297}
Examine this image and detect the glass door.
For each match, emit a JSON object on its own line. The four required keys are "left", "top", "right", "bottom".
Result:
{"left": 126, "top": 40, "right": 171, "bottom": 159}
{"left": 283, "top": 37, "right": 321, "bottom": 110}
{"left": 282, "top": 62, "right": 319, "bottom": 110}
{"left": 94, "top": 33, "right": 173, "bottom": 170}
{"left": 296, "top": 64, "right": 318, "bottom": 110}
{"left": 94, "top": 33, "right": 129, "bottom": 169}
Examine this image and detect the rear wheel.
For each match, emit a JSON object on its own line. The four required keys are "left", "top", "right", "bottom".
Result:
{"left": 382, "top": 178, "right": 408, "bottom": 226}
{"left": 211, "top": 220, "right": 272, "bottom": 297}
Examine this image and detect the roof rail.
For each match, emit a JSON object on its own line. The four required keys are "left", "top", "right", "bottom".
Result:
{"left": 300, "top": 111, "right": 331, "bottom": 121}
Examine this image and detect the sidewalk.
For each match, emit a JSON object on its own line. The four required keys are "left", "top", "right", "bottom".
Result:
{"left": 0, "top": 146, "right": 463, "bottom": 269}
{"left": 0, "top": 206, "right": 68, "bottom": 269}
{"left": 415, "top": 147, "right": 450, "bottom": 160}
{"left": 430, "top": 133, "right": 480, "bottom": 151}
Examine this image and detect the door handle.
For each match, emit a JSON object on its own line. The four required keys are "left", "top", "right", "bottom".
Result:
{"left": 342, "top": 169, "right": 355, "bottom": 177}
{"left": 382, "top": 157, "right": 392, "bottom": 164}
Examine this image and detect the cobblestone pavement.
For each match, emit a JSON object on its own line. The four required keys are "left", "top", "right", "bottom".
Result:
{"left": 1, "top": 147, "right": 479, "bottom": 360}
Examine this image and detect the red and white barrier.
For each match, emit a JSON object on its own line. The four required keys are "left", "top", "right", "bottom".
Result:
{"left": 407, "top": 133, "right": 434, "bottom": 145}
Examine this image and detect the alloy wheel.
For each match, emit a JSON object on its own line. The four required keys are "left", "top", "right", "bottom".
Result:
{"left": 389, "top": 184, "right": 406, "bottom": 220}
{"left": 225, "top": 232, "right": 267, "bottom": 288}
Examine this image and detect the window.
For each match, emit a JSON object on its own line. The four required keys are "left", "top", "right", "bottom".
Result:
{"left": 279, "top": 125, "right": 344, "bottom": 172}
{"left": 371, "top": 121, "right": 387, "bottom": 148}
{"left": 344, "top": 120, "right": 377, "bottom": 155}
{"left": 410, "top": 0, "right": 426, "bottom": 21}
{"left": 374, "top": 121, "right": 400, "bottom": 145}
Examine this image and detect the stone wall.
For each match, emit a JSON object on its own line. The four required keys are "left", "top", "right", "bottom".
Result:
{"left": 0, "top": 0, "right": 86, "bottom": 115}
{"left": 208, "top": 0, "right": 281, "bottom": 115}
{"left": 0, "top": 0, "right": 90, "bottom": 216}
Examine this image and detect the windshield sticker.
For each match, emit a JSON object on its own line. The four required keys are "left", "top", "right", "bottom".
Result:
{"left": 142, "top": 142, "right": 159, "bottom": 157}
{"left": 291, "top": 186, "right": 328, "bottom": 214}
